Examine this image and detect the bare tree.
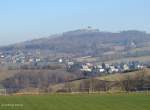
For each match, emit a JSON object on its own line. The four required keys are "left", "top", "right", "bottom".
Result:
{"left": 121, "top": 75, "right": 133, "bottom": 92}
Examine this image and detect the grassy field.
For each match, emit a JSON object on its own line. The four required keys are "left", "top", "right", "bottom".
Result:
{"left": 0, "top": 93, "right": 149, "bottom": 110}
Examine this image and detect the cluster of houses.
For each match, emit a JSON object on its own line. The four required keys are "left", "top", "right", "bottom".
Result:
{"left": 66, "top": 61, "right": 145, "bottom": 76}
{"left": 0, "top": 54, "right": 40, "bottom": 65}
{"left": 0, "top": 51, "right": 49, "bottom": 65}
{"left": 0, "top": 51, "right": 148, "bottom": 76}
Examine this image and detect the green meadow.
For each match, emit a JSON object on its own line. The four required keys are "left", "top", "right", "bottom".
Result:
{"left": 0, "top": 93, "right": 149, "bottom": 110}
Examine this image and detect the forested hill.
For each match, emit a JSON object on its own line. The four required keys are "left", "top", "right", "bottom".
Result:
{"left": 1, "top": 29, "right": 150, "bottom": 57}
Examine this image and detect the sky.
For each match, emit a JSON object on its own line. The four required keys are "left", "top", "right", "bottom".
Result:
{"left": 0, "top": 0, "right": 150, "bottom": 46}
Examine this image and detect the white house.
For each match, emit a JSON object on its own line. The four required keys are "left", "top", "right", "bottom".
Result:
{"left": 80, "top": 65, "right": 92, "bottom": 72}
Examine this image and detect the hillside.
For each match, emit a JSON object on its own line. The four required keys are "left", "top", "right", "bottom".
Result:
{"left": 48, "top": 69, "right": 150, "bottom": 93}
{"left": 0, "top": 29, "right": 150, "bottom": 93}
{"left": 1, "top": 29, "right": 150, "bottom": 61}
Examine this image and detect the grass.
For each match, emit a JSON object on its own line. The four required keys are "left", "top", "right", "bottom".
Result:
{"left": 0, "top": 93, "right": 149, "bottom": 110}
{"left": 105, "top": 55, "right": 150, "bottom": 64}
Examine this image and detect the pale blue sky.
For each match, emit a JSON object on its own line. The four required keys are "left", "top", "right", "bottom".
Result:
{"left": 0, "top": 0, "right": 150, "bottom": 45}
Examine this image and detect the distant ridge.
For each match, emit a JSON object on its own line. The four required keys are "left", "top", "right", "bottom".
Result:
{"left": 0, "top": 29, "right": 150, "bottom": 59}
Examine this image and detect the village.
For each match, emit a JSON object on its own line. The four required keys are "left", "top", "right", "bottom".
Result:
{"left": 66, "top": 60, "right": 146, "bottom": 76}
{"left": 0, "top": 50, "right": 148, "bottom": 77}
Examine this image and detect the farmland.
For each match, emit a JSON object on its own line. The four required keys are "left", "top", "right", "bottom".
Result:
{"left": 0, "top": 93, "right": 149, "bottom": 110}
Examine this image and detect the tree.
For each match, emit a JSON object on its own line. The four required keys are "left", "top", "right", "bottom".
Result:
{"left": 134, "top": 70, "right": 146, "bottom": 91}
{"left": 121, "top": 75, "right": 133, "bottom": 92}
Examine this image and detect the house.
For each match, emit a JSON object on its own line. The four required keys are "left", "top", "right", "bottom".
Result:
{"left": 99, "top": 68, "right": 105, "bottom": 73}
{"left": 95, "top": 65, "right": 105, "bottom": 73}
{"left": 123, "top": 64, "right": 129, "bottom": 71}
{"left": 67, "top": 61, "right": 74, "bottom": 66}
{"left": 80, "top": 64, "right": 92, "bottom": 72}
{"left": 108, "top": 65, "right": 119, "bottom": 73}
{"left": 29, "top": 58, "right": 34, "bottom": 63}
{"left": 86, "top": 63, "right": 93, "bottom": 68}
{"left": 137, "top": 65, "right": 145, "bottom": 69}
{"left": 35, "top": 58, "right": 41, "bottom": 62}
{"left": 58, "top": 58, "right": 63, "bottom": 63}
{"left": 0, "top": 55, "right": 4, "bottom": 58}
{"left": 105, "top": 64, "right": 110, "bottom": 68}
